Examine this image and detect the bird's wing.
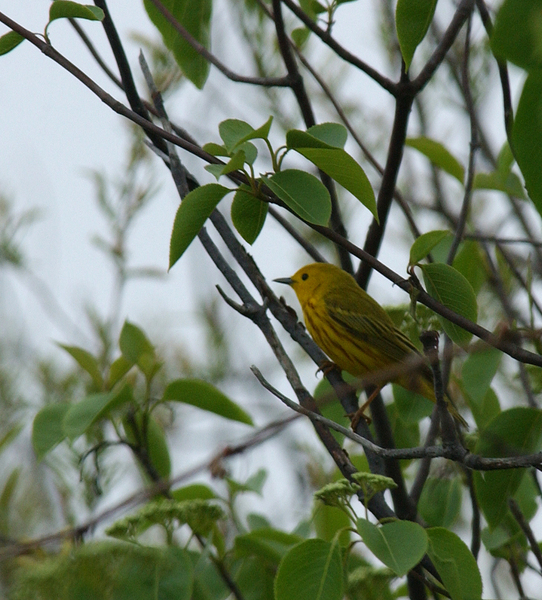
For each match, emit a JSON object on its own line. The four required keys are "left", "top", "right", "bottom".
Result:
{"left": 325, "top": 301, "right": 421, "bottom": 365}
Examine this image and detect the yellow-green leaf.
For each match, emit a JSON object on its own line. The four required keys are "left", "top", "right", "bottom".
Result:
{"left": 420, "top": 263, "right": 477, "bottom": 346}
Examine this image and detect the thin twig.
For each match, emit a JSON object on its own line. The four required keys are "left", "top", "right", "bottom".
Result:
{"left": 251, "top": 367, "right": 542, "bottom": 471}
{"left": 3, "top": 12, "right": 542, "bottom": 367}
{"left": 270, "top": 0, "right": 351, "bottom": 273}
{"left": 369, "top": 392, "right": 418, "bottom": 521}
{"left": 509, "top": 498, "right": 542, "bottom": 571}
{"left": 356, "top": 64, "right": 413, "bottom": 289}
{"left": 508, "top": 552, "right": 528, "bottom": 600}
{"left": 466, "top": 470, "right": 481, "bottom": 559}
{"left": 309, "top": 222, "right": 542, "bottom": 368}
{"left": 409, "top": 406, "right": 440, "bottom": 505}
{"left": 69, "top": 17, "right": 123, "bottom": 88}
{"left": 279, "top": 0, "right": 397, "bottom": 95}
{"left": 475, "top": 0, "right": 513, "bottom": 137}
{"left": 411, "top": 0, "right": 475, "bottom": 93}
{"left": 465, "top": 234, "right": 542, "bottom": 247}
{"left": 446, "top": 13, "right": 477, "bottom": 266}
{"left": 93, "top": 0, "right": 167, "bottom": 155}
{"left": 145, "top": 0, "right": 290, "bottom": 87}
{"left": 419, "top": 331, "right": 461, "bottom": 450}
{"left": 0, "top": 412, "right": 300, "bottom": 560}
{"left": 294, "top": 47, "right": 422, "bottom": 240}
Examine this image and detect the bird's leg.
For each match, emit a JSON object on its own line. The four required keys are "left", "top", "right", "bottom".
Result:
{"left": 316, "top": 360, "right": 341, "bottom": 377}
{"left": 349, "top": 386, "right": 382, "bottom": 429}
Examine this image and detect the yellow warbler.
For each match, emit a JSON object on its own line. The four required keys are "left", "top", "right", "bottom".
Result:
{"left": 275, "top": 262, "right": 467, "bottom": 427}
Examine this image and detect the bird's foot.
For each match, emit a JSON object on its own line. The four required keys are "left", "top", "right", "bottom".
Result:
{"left": 316, "top": 360, "right": 341, "bottom": 377}
{"left": 348, "top": 408, "right": 372, "bottom": 429}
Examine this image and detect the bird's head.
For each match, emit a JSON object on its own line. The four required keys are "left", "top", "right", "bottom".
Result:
{"left": 274, "top": 262, "right": 344, "bottom": 305}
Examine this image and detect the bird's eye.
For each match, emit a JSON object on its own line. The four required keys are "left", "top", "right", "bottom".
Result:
{"left": 301, "top": 273, "right": 309, "bottom": 281}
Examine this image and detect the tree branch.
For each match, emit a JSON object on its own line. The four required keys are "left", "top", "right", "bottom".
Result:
{"left": 280, "top": 0, "right": 397, "bottom": 95}
{"left": 146, "top": 0, "right": 291, "bottom": 87}
{"left": 357, "top": 77, "right": 414, "bottom": 288}
{"left": 3, "top": 11, "right": 542, "bottom": 367}
{"left": 411, "top": 0, "right": 475, "bottom": 93}
{"left": 271, "top": 0, "right": 351, "bottom": 272}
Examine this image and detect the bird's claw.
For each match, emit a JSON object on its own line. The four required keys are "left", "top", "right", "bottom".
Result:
{"left": 348, "top": 408, "right": 372, "bottom": 429}
{"left": 316, "top": 360, "right": 341, "bottom": 377}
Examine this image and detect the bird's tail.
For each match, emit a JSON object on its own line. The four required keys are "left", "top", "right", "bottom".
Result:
{"left": 411, "top": 375, "right": 469, "bottom": 429}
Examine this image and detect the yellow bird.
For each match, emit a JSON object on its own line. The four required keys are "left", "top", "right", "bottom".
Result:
{"left": 275, "top": 262, "right": 467, "bottom": 427}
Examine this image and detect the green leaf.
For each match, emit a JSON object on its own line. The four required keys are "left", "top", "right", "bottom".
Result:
{"left": 418, "top": 478, "right": 462, "bottom": 527}
{"left": 235, "top": 528, "right": 303, "bottom": 565}
{"left": 58, "top": 344, "right": 103, "bottom": 389}
{"left": 246, "top": 513, "right": 272, "bottom": 531}
{"left": 426, "top": 528, "right": 482, "bottom": 600}
{"left": 387, "top": 402, "right": 422, "bottom": 453}
{"left": 118, "top": 321, "right": 160, "bottom": 380}
{"left": 0, "top": 424, "right": 23, "bottom": 456}
{"left": 232, "top": 116, "right": 273, "bottom": 148}
{"left": 163, "top": 378, "right": 253, "bottom": 425}
{"left": 32, "top": 403, "right": 70, "bottom": 460}
{"left": 62, "top": 393, "right": 113, "bottom": 439}
{"left": 227, "top": 469, "right": 267, "bottom": 496}
{"left": 204, "top": 143, "right": 257, "bottom": 176}
{"left": 189, "top": 551, "right": 228, "bottom": 600}
{"left": 406, "top": 137, "right": 465, "bottom": 183}
{"left": 313, "top": 503, "right": 351, "bottom": 547}
{"left": 420, "top": 262, "right": 478, "bottom": 346}
{"left": 512, "top": 72, "right": 542, "bottom": 214}
{"left": 231, "top": 187, "right": 268, "bottom": 244}
{"left": 202, "top": 142, "right": 229, "bottom": 157}
{"left": 224, "top": 149, "right": 247, "bottom": 174}
{"left": 396, "top": 0, "right": 438, "bottom": 69}
{"left": 473, "top": 407, "right": 542, "bottom": 529}
{"left": 123, "top": 413, "right": 172, "bottom": 480}
{"left": 275, "top": 539, "right": 344, "bottom": 600}
{"left": 464, "top": 386, "right": 501, "bottom": 431}
{"left": 306, "top": 123, "right": 348, "bottom": 148}
{"left": 0, "top": 31, "right": 24, "bottom": 56}
{"left": 357, "top": 519, "right": 428, "bottom": 576}
{"left": 409, "top": 230, "right": 451, "bottom": 266}
{"left": 264, "top": 170, "right": 331, "bottom": 225}
{"left": 392, "top": 385, "right": 433, "bottom": 424}
{"left": 49, "top": 1, "right": 104, "bottom": 23}
{"left": 291, "top": 27, "right": 311, "bottom": 48}
{"left": 473, "top": 171, "right": 525, "bottom": 199}
{"left": 62, "top": 384, "right": 133, "bottom": 439}
{"left": 237, "top": 142, "right": 258, "bottom": 165}
{"left": 169, "top": 184, "right": 231, "bottom": 269}
{"left": 205, "top": 164, "right": 227, "bottom": 180}
{"left": 119, "top": 321, "right": 154, "bottom": 364}
{"left": 452, "top": 240, "right": 487, "bottom": 295}
{"left": 286, "top": 130, "right": 377, "bottom": 220}
{"left": 107, "top": 355, "right": 133, "bottom": 389}
{"left": 219, "top": 119, "right": 255, "bottom": 152}
{"left": 309, "top": 0, "right": 327, "bottom": 15}
{"left": 144, "top": 416, "right": 172, "bottom": 479}
{"left": 461, "top": 346, "right": 502, "bottom": 406}
{"left": 491, "top": 0, "right": 542, "bottom": 70}
{"left": 11, "top": 542, "right": 193, "bottom": 600}
{"left": 236, "top": 556, "right": 277, "bottom": 600}
{"left": 0, "top": 469, "right": 20, "bottom": 524}
{"left": 346, "top": 564, "right": 395, "bottom": 600}
{"left": 143, "top": 0, "right": 211, "bottom": 89}
{"left": 172, "top": 484, "right": 217, "bottom": 501}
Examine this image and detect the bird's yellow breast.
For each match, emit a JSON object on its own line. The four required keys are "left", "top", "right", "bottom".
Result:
{"left": 302, "top": 297, "right": 380, "bottom": 377}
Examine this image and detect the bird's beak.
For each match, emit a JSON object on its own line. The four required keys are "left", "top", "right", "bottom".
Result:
{"left": 273, "top": 277, "right": 294, "bottom": 286}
